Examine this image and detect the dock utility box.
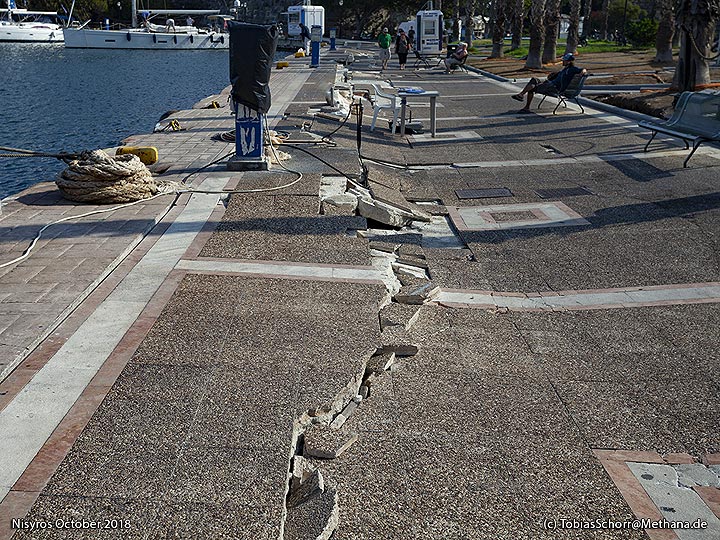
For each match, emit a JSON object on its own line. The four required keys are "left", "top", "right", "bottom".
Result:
{"left": 415, "top": 10, "right": 443, "bottom": 54}
{"left": 286, "top": 4, "right": 324, "bottom": 38}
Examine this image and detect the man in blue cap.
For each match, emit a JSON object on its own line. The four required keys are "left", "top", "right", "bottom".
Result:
{"left": 511, "top": 53, "right": 585, "bottom": 112}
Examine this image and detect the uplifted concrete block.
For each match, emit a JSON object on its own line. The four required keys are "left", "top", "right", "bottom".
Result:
{"left": 380, "top": 326, "right": 419, "bottom": 356}
{"left": 394, "top": 282, "right": 439, "bottom": 305}
{"left": 320, "top": 192, "right": 358, "bottom": 215}
{"left": 304, "top": 425, "right": 359, "bottom": 459}
{"left": 357, "top": 198, "right": 415, "bottom": 228}
{"left": 379, "top": 302, "right": 422, "bottom": 330}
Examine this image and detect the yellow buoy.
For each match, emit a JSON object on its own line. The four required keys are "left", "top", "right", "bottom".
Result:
{"left": 277, "top": 61, "right": 290, "bottom": 69}
{"left": 115, "top": 146, "right": 159, "bottom": 165}
{"left": 294, "top": 50, "right": 305, "bottom": 58}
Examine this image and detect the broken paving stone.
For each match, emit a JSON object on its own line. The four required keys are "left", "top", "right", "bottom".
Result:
{"left": 673, "top": 464, "right": 720, "bottom": 488}
{"left": 380, "top": 326, "right": 419, "bottom": 356}
{"left": 396, "top": 254, "right": 429, "bottom": 269}
{"left": 368, "top": 240, "right": 400, "bottom": 254}
{"left": 368, "top": 180, "right": 433, "bottom": 222}
{"left": 391, "top": 262, "right": 429, "bottom": 279}
{"left": 284, "top": 487, "right": 339, "bottom": 540}
{"left": 366, "top": 352, "right": 397, "bottom": 374}
{"left": 397, "top": 244, "right": 425, "bottom": 258}
{"left": 357, "top": 198, "right": 415, "bottom": 228}
{"left": 304, "top": 425, "right": 359, "bottom": 459}
{"left": 330, "top": 398, "right": 360, "bottom": 429}
{"left": 379, "top": 302, "right": 422, "bottom": 330}
{"left": 394, "top": 282, "right": 439, "bottom": 305}
{"left": 320, "top": 193, "right": 358, "bottom": 216}
{"left": 288, "top": 466, "right": 324, "bottom": 508}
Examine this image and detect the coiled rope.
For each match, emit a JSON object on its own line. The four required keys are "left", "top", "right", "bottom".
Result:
{"left": 55, "top": 150, "right": 161, "bottom": 203}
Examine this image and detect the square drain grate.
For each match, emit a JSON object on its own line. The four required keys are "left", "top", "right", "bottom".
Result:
{"left": 455, "top": 188, "right": 513, "bottom": 200}
{"left": 535, "top": 187, "right": 593, "bottom": 199}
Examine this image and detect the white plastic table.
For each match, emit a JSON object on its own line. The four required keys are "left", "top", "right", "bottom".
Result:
{"left": 397, "top": 88, "right": 440, "bottom": 137}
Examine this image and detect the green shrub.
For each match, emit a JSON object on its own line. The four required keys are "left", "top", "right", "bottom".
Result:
{"left": 626, "top": 18, "right": 658, "bottom": 47}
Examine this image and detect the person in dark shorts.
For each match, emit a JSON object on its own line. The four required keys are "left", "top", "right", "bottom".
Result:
{"left": 395, "top": 29, "right": 411, "bottom": 70}
{"left": 511, "top": 53, "right": 586, "bottom": 112}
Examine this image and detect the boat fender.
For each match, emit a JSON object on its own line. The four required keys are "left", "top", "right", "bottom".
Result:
{"left": 115, "top": 146, "right": 159, "bottom": 165}
{"left": 173, "top": 35, "right": 177, "bottom": 44}
{"left": 220, "top": 36, "right": 224, "bottom": 44}
{"left": 153, "top": 34, "right": 157, "bottom": 43}
{"left": 126, "top": 32, "right": 131, "bottom": 41}
{"left": 189, "top": 35, "right": 193, "bottom": 43}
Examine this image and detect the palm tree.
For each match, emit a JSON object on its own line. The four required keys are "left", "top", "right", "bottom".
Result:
{"left": 580, "top": 0, "right": 592, "bottom": 38}
{"left": 673, "top": 0, "right": 720, "bottom": 90}
{"left": 566, "top": 0, "right": 581, "bottom": 53}
{"left": 542, "top": 0, "right": 561, "bottom": 63}
{"left": 490, "top": 0, "right": 507, "bottom": 57}
{"left": 525, "top": 0, "right": 547, "bottom": 68}
{"left": 510, "top": 0, "right": 524, "bottom": 49}
{"left": 654, "top": 0, "right": 675, "bottom": 63}
{"left": 600, "top": 0, "right": 610, "bottom": 40}
{"left": 464, "top": 0, "right": 476, "bottom": 43}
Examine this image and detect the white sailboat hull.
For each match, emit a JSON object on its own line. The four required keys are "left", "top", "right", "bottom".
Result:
{"left": 62, "top": 27, "right": 228, "bottom": 49}
{"left": 0, "top": 21, "right": 63, "bottom": 42}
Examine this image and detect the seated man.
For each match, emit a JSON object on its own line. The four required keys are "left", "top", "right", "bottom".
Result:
{"left": 443, "top": 42, "right": 468, "bottom": 72}
{"left": 512, "top": 53, "right": 586, "bottom": 112}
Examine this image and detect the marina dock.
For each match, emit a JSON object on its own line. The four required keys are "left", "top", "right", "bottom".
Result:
{"left": 1, "top": 43, "right": 719, "bottom": 538}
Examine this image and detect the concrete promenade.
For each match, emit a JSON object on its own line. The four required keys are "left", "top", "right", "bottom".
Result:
{"left": 0, "top": 43, "right": 719, "bottom": 539}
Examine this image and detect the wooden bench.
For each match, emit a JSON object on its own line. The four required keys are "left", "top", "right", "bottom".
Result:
{"left": 537, "top": 73, "right": 590, "bottom": 114}
{"left": 638, "top": 91, "right": 720, "bottom": 167}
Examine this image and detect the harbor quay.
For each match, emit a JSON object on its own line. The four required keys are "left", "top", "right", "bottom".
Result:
{"left": 1, "top": 42, "right": 719, "bottom": 539}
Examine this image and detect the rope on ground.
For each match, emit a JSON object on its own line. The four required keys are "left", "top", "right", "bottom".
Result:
{"left": 55, "top": 149, "right": 162, "bottom": 203}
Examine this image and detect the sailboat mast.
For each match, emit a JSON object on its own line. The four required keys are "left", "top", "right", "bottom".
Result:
{"left": 131, "top": 0, "right": 137, "bottom": 28}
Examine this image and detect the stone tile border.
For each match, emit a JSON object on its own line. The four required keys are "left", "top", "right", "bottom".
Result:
{"left": 409, "top": 130, "right": 483, "bottom": 144}
{"left": 431, "top": 282, "right": 720, "bottom": 311}
{"left": 177, "top": 257, "right": 384, "bottom": 285}
{"left": 0, "top": 270, "right": 187, "bottom": 540}
{"left": 594, "top": 450, "right": 720, "bottom": 540}
{"left": 447, "top": 201, "right": 589, "bottom": 231}
{"left": 450, "top": 148, "right": 720, "bottom": 169}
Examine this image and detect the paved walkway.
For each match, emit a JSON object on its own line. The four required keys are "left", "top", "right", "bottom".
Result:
{"left": 0, "top": 44, "right": 718, "bottom": 539}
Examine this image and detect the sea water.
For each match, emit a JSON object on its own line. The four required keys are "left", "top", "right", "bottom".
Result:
{"left": 0, "top": 43, "right": 286, "bottom": 199}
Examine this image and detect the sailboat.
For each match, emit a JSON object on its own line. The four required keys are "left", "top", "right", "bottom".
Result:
{"left": 0, "top": 0, "right": 64, "bottom": 42}
{"left": 62, "top": 0, "right": 229, "bottom": 50}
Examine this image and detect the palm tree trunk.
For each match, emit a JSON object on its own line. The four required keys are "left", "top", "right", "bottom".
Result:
{"left": 565, "top": 0, "right": 581, "bottom": 53}
{"left": 465, "top": 0, "right": 476, "bottom": 42}
{"left": 580, "top": 0, "right": 592, "bottom": 37}
{"left": 542, "top": 0, "right": 561, "bottom": 63}
{"left": 511, "top": 0, "right": 524, "bottom": 49}
{"left": 453, "top": 0, "right": 462, "bottom": 41}
{"left": 491, "top": 0, "right": 507, "bottom": 57}
{"left": 600, "top": 0, "right": 610, "bottom": 40}
{"left": 654, "top": 0, "right": 674, "bottom": 63}
{"left": 525, "top": 0, "right": 547, "bottom": 68}
{"left": 673, "top": 0, "right": 720, "bottom": 90}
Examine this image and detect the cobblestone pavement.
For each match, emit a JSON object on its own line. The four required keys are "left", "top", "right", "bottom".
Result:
{"left": 0, "top": 44, "right": 718, "bottom": 539}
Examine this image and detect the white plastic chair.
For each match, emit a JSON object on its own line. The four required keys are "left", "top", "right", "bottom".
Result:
{"left": 366, "top": 83, "right": 401, "bottom": 132}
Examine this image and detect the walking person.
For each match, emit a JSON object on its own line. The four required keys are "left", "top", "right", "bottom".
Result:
{"left": 395, "top": 28, "right": 411, "bottom": 70}
{"left": 300, "top": 23, "right": 311, "bottom": 55}
{"left": 377, "top": 27, "right": 392, "bottom": 71}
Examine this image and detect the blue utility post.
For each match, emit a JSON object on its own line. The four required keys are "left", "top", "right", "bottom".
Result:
{"left": 329, "top": 28, "right": 336, "bottom": 51}
{"left": 310, "top": 24, "right": 321, "bottom": 67}
{"left": 228, "top": 102, "right": 267, "bottom": 170}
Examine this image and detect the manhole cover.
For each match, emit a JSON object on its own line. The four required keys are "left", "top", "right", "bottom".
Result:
{"left": 535, "top": 187, "right": 593, "bottom": 199}
{"left": 455, "top": 188, "right": 513, "bottom": 200}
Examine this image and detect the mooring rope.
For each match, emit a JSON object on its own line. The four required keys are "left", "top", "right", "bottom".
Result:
{"left": 55, "top": 150, "right": 161, "bottom": 203}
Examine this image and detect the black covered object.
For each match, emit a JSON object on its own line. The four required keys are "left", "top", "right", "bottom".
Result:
{"left": 229, "top": 21, "right": 278, "bottom": 114}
